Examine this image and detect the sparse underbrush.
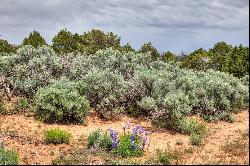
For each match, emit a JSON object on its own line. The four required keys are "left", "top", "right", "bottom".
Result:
{"left": 153, "top": 148, "right": 180, "bottom": 165}
{"left": 178, "top": 118, "right": 207, "bottom": 146}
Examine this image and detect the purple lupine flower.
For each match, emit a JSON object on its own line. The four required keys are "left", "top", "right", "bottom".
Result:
{"left": 131, "top": 140, "right": 135, "bottom": 151}
{"left": 133, "top": 125, "right": 144, "bottom": 135}
{"left": 112, "top": 130, "right": 118, "bottom": 149}
{"left": 112, "top": 140, "right": 118, "bottom": 148}
{"left": 130, "top": 134, "right": 135, "bottom": 141}
{"left": 108, "top": 128, "right": 113, "bottom": 137}
{"left": 138, "top": 127, "right": 144, "bottom": 134}
{"left": 130, "top": 133, "right": 135, "bottom": 151}
{"left": 133, "top": 125, "right": 140, "bottom": 134}
{"left": 108, "top": 128, "right": 119, "bottom": 149}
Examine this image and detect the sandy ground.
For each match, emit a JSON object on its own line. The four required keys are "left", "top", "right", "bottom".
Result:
{"left": 0, "top": 109, "right": 248, "bottom": 165}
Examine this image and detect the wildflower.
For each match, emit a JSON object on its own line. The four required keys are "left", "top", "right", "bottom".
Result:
{"left": 133, "top": 125, "right": 140, "bottom": 134}
{"left": 138, "top": 127, "right": 144, "bottom": 134}
{"left": 131, "top": 140, "right": 135, "bottom": 151}
{"left": 130, "top": 134, "right": 135, "bottom": 141}
{"left": 108, "top": 128, "right": 119, "bottom": 149}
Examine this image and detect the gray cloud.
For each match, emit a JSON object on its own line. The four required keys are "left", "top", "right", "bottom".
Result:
{"left": 0, "top": 0, "right": 248, "bottom": 53}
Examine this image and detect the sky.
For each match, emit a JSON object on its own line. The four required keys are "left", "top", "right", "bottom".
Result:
{"left": 0, "top": 0, "right": 249, "bottom": 54}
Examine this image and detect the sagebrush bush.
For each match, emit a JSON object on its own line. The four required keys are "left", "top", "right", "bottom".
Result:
{"left": 44, "top": 128, "right": 71, "bottom": 144}
{"left": 35, "top": 79, "right": 90, "bottom": 123}
{"left": 1, "top": 47, "right": 248, "bottom": 130}
{"left": 137, "top": 97, "right": 157, "bottom": 115}
{"left": 76, "top": 69, "right": 127, "bottom": 118}
{"left": 203, "top": 111, "right": 235, "bottom": 123}
{"left": 126, "top": 104, "right": 142, "bottom": 117}
{"left": 240, "top": 75, "right": 249, "bottom": 87}
{"left": 0, "top": 46, "right": 62, "bottom": 98}
{"left": 0, "top": 146, "right": 19, "bottom": 165}
{"left": 152, "top": 92, "right": 193, "bottom": 130}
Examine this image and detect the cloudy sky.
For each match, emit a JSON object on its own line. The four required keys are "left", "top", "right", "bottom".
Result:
{"left": 0, "top": 0, "right": 249, "bottom": 54}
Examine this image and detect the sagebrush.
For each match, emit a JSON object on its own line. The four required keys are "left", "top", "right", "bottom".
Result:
{"left": 0, "top": 46, "right": 248, "bottom": 129}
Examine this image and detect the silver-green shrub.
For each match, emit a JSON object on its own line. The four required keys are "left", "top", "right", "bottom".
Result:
{"left": 35, "top": 78, "right": 90, "bottom": 123}
{"left": 240, "top": 75, "right": 249, "bottom": 87}
{"left": 13, "top": 46, "right": 62, "bottom": 97}
{"left": 137, "top": 97, "right": 157, "bottom": 115}
{"left": 1, "top": 46, "right": 248, "bottom": 129}
{"left": 0, "top": 45, "right": 62, "bottom": 98}
{"left": 76, "top": 69, "right": 127, "bottom": 118}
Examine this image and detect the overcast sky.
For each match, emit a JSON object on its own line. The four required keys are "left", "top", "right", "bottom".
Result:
{"left": 0, "top": 0, "right": 249, "bottom": 54}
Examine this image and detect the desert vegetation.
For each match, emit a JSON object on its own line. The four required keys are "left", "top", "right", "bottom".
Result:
{"left": 0, "top": 29, "right": 249, "bottom": 165}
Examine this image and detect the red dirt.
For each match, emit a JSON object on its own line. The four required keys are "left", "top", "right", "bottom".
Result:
{"left": 0, "top": 109, "right": 248, "bottom": 165}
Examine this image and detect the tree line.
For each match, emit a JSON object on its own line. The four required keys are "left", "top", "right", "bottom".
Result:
{"left": 0, "top": 29, "right": 249, "bottom": 77}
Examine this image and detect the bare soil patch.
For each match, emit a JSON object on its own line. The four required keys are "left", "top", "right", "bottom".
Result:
{"left": 0, "top": 109, "right": 248, "bottom": 165}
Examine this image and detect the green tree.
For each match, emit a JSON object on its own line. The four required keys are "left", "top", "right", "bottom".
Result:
{"left": 22, "top": 30, "right": 47, "bottom": 48}
{"left": 73, "top": 33, "right": 86, "bottom": 54}
{"left": 161, "top": 51, "right": 176, "bottom": 62}
{"left": 119, "top": 43, "right": 135, "bottom": 53}
{"left": 82, "top": 29, "right": 121, "bottom": 55}
{"left": 226, "top": 44, "right": 249, "bottom": 77}
{"left": 52, "top": 28, "right": 79, "bottom": 54}
{"left": 139, "top": 42, "right": 160, "bottom": 60}
{"left": 0, "top": 39, "right": 17, "bottom": 53}
{"left": 181, "top": 48, "right": 209, "bottom": 70}
{"left": 208, "top": 41, "right": 232, "bottom": 70}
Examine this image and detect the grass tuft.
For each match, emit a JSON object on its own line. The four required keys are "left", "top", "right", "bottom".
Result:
{"left": 44, "top": 128, "right": 71, "bottom": 144}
